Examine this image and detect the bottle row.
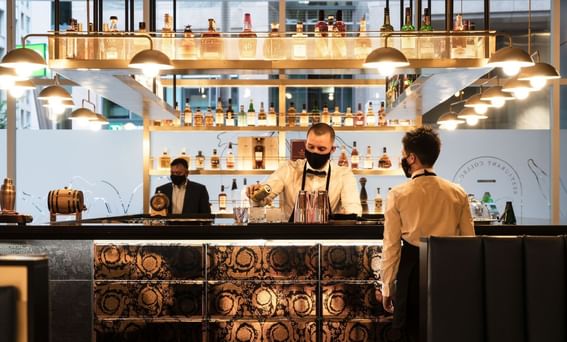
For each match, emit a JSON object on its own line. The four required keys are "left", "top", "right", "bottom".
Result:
{"left": 54, "top": 8, "right": 487, "bottom": 61}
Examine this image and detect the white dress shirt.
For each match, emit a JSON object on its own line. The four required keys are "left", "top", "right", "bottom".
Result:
{"left": 171, "top": 180, "right": 187, "bottom": 214}
{"left": 380, "top": 168, "right": 475, "bottom": 297}
{"left": 264, "top": 159, "right": 362, "bottom": 219}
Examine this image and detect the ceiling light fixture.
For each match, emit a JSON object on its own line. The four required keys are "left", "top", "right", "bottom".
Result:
{"left": 457, "top": 107, "right": 488, "bottom": 126}
{"left": 0, "top": 47, "right": 47, "bottom": 78}
{"left": 480, "top": 85, "right": 514, "bottom": 108}
{"left": 464, "top": 93, "right": 492, "bottom": 115}
{"left": 363, "top": 47, "right": 409, "bottom": 77}
{"left": 9, "top": 80, "right": 36, "bottom": 98}
{"left": 437, "top": 111, "right": 465, "bottom": 130}
{"left": 486, "top": 46, "right": 534, "bottom": 76}
{"left": 129, "top": 49, "right": 173, "bottom": 78}
{"left": 502, "top": 78, "right": 535, "bottom": 100}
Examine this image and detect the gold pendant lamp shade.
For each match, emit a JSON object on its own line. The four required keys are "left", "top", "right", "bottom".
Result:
{"left": 0, "top": 47, "right": 47, "bottom": 78}
{"left": 128, "top": 49, "right": 174, "bottom": 78}
{"left": 486, "top": 47, "right": 534, "bottom": 76}
{"left": 363, "top": 47, "right": 409, "bottom": 76}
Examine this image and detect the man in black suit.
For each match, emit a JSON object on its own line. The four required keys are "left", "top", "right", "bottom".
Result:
{"left": 155, "top": 158, "right": 211, "bottom": 215}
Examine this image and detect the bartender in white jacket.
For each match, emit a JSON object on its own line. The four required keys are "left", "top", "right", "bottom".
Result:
{"left": 246, "top": 123, "right": 362, "bottom": 220}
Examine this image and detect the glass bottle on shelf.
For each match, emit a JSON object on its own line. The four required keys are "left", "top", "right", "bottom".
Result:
{"left": 378, "top": 101, "right": 386, "bottom": 127}
{"left": 374, "top": 187, "right": 383, "bottom": 214}
{"left": 401, "top": 7, "right": 416, "bottom": 58}
{"left": 380, "top": 7, "right": 394, "bottom": 32}
{"left": 215, "top": 97, "right": 224, "bottom": 127}
{"left": 354, "top": 15, "right": 372, "bottom": 59}
{"left": 338, "top": 145, "right": 349, "bottom": 167}
{"left": 238, "top": 105, "right": 247, "bottom": 127}
{"left": 299, "top": 104, "right": 309, "bottom": 127}
{"left": 226, "top": 142, "right": 235, "bottom": 169}
{"left": 225, "top": 99, "right": 235, "bottom": 126}
{"left": 287, "top": 102, "right": 297, "bottom": 127}
{"left": 194, "top": 107, "right": 204, "bottom": 127}
{"left": 268, "top": 102, "right": 277, "bottom": 126}
{"left": 239, "top": 13, "right": 257, "bottom": 59}
{"left": 292, "top": 21, "right": 308, "bottom": 59}
{"left": 314, "top": 26, "right": 329, "bottom": 58}
{"left": 321, "top": 104, "right": 331, "bottom": 125}
{"left": 311, "top": 102, "right": 321, "bottom": 125}
{"left": 254, "top": 138, "right": 265, "bottom": 169}
{"left": 331, "top": 105, "right": 342, "bottom": 127}
{"left": 344, "top": 107, "right": 354, "bottom": 127}
{"left": 452, "top": 13, "right": 466, "bottom": 58}
{"left": 205, "top": 107, "right": 215, "bottom": 127}
{"left": 161, "top": 13, "right": 175, "bottom": 58}
{"left": 211, "top": 149, "right": 220, "bottom": 169}
{"left": 364, "top": 145, "right": 373, "bottom": 169}
{"left": 351, "top": 141, "right": 359, "bottom": 169}
{"left": 419, "top": 8, "right": 435, "bottom": 59}
{"left": 264, "top": 23, "right": 285, "bottom": 60}
{"left": 201, "top": 18, "right": 223, "bottom": 59}
{"left": 180, "top": 25, "right": 198, "bottom": 59}
{"left": 354, "top": 103, "right": 365, "bottom": 127}
{"left": 378, "top": 147, "right": 392, "bottom": 168}
{"left": 159, "top": 148, "right": 171, "bottom": 169}
{"left": 230, "top": 178, "right": 238, "bottom": 207}
{"left": 335, "top": 10, "right": 346, "bottom": 36}
{"left": 179, "top": 148, "right": 191, "bottom": 170}
{"left": 366, "top": 102, "right": 376, "bottom": 126}
{"left": 218, "top": 185, "right": 227, "bottom": 212}
{"left": 316, "top": 10, "right": 328, "bottom": 37}
{"left": 332, "top": 12, "right": 347, "bottom": 58}
{"left": 195, "top": 150, "right": 205, "bottom": 170}
{"left": 183, "top": 98, "right": 193, "bottom": 127}
{"left": 247, "top": 99, "right": 256, "bottom": 126}
{"left": 105, "top": 16, "right": 122, "bottom": 59}
{"left": 359, "top": 177, "right": 369, "bottom": 214}
{"left": 257, "top": 102, "right": 267, "bottom": 126}
{"left": 174, "top": 102, "right": 181, "bottom": 127}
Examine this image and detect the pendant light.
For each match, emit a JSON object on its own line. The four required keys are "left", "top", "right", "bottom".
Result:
{"left": 457, "top": 107, "right": 488, "bottom": 126}
{"left": 480, "top": 85, "right": 514, "bottom": 108}
{"left": 0, "top": 47, "right": 47, "bottom": 78}
{"left": 129, "top": 49, "right": 174, "bottom": 78}
{"left": 363, "top": 47, "right": 409, "bottom": 77}
{"left": 437, "top": 111, "right": 465, "bottom": 130}
{"left": 463, "top": 93, "right": 492, "bottom": 115}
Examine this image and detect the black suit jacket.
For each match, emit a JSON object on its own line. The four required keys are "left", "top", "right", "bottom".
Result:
{"left": 155, "top": 181, "right": 211, "bottom": 215}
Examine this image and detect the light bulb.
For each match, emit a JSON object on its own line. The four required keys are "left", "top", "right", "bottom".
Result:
{"left": 328, "top": 93, "right": 334, "bottom": 101}
{"left": 529, "top": 77, "right": 547, "bottom": 90}
{"left": 9, "top": 87, "right": 26, "bottom": 98}
{"left": 377, "top": 64, "right": 396, "bottom": 77}
{"left": 15, "top": 65, "right": 33, "bottom": 78}
{"left": 142, "top": 64, "right": 161, "bottom": 78}
{"left": 440, "top": 122, "right": 458, "bottom": 131}
{"left": 502, "top": 64, "right": 521, "bottom": 76}
{"left": 0, "top": 77, "right": 16, "bottom": 90}
{"left": 491, "top": 98, "right": 506, "bottom": 108}
{"left": 285, "top": 93, "right": 292, "bottom": 99}
{"left": 474, "top": 105, "right": 488, "bottom": 115}
{"left": 513, "top": 88, "right": 530, "bottom": 100}
{"left": 90, "top": 122, "right": 103, "bottom": 131}
{"left": 466, "top": 117, "right": 480, "bottom": 126}
{"left": 52, "top": 103, "right": 66, "bottom": 115}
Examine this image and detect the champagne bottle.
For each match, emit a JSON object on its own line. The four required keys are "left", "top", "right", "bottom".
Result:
{"left": 351, "top": 141, "right": 360, "bottom": 169}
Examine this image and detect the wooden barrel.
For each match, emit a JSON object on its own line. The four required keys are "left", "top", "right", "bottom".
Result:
{"left": 47, "top": 188, "right": 85, "bottom": 214}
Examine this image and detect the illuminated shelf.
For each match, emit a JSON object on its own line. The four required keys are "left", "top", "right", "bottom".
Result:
{"left": 149, "top": 125, "right": 414, "bottom": 132}
{"left": 352, "top": 169, "right": 403, "bottom": 176}
{"left": 150, "top": 169, "right": 274, "bottom": 176}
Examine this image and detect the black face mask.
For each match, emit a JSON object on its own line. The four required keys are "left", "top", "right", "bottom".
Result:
{"left": 304, "top": 149, "right": 331, "bottom": 170}
{"left": 401, "top": 157, "right": 412, "bottom": 178}
{"left": 170, "top": 175, "right": 187, "bottom": 186}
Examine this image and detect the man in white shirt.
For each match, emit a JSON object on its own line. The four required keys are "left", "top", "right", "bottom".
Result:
{"left": 246, "top": 123, "right": 362, "bottom": 220}
{"left": 381, "top": 127, "right": 474, "bottom": 342}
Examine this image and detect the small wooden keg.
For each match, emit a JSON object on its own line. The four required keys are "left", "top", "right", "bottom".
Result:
{"left": 47, "top": 187, "right": 85, "bottom": 214}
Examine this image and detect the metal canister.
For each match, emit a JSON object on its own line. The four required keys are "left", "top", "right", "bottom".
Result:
{"left": 0, "top": 178, "right": 16, "bottom": 212}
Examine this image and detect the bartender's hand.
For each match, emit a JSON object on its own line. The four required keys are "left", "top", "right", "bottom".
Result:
{"left": 383, "top": 296, "right": 394, "bottom": 313}
{"left": 246, "top": 184, "right": 262, "bottom": 199}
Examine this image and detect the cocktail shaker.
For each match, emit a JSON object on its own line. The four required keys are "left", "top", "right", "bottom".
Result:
{"left": 0, "top": 178, "right": 16, "bottom": 213}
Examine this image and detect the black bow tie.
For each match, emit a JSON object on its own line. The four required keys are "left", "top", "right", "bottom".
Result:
{"left": 306, "top": 169, "right": 327, "bottom": 177}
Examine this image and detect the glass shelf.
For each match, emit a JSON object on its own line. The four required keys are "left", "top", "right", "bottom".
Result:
{"left": 149, "top": 125, "right": 414, "bottom": 132}
{"left": 149, "top": 168, "right": 402, "bottom": 176}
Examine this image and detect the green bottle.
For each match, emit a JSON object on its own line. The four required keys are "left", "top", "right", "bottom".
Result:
{"left": 420, "top": 8, "right": 433, "bottom": 31}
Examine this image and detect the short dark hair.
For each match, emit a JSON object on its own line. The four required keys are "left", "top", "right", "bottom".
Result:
{"left": 307, "top": 123, "right": 335, "bottom": 141}
{"left": 171, "top": 158, "right": 188, "bottom": 169}
{"left": 402, "top": 127, "right": 441, "bottom": 167}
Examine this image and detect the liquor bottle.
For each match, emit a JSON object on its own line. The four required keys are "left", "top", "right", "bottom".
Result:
{"left": 344, "top": 107, "right": 354, "bottom": 127}
{"left": 359, "top": 177, "right": 369, "bottom": 214}
{"left": 205, "top": 107, "right": 215, "bottom": 127}
{"left": 451, "top": 13, "right": 466, "bottom": 58}
{"left": 201, "top": 18, "right": 223, "bottom": 59}
{"left": 264, "top": 23, "right": 285, "bottom": 60}
{"left": 354, "top": 103, "right": 365, "bottom": 127}
{"left": 230, "top": 178, "right": 238, "bottom": 207}
{"left": 380, "top": 7, "right": 394, "bottom": 32}
{"left": 174, "top": 102, "right": 182, "bottom": 127}
{"left": 419, "top": 8, "right": 434, "bottom": 58}
{"left": 211, "top": 149, "right": 220, "bottom": 169}
{"left": 254, "top": 138, "right": 265, "bottom": 169}
{"left": 321, "top": 104, "right": 331, "bottom": 125}
{"left": 215, "top": 97, "right": 224, "bottom": 127}
{"left": 338, "top": 145, "right": 349, "bottom": 167}
{"left": 299, "top": 104, "right": 309, "bottom": 127}
{"left": 180, "top": 25, "right": 197, "bottom": 59}
{"left": 354, "top": 15, "right": 372, "bottom": 59}
{"left": 331, "top": 105, "right": 342, "bottom": 127}
{"left": 225, "top": 99, "right": 235, "bottom": 126}
{"left": 292, "top": 21, "right": 308, "bottom": 59}
{"left": 183, "top": 98, "right": 193, "bottom": 127}
{"left": 335, "top": 10, "right": 346, "bottom": 36}
{"left": 364, "top": 145, "right": 373, "bottom": 169}
{"left": 351, "top": 141, "right": 360, "bottom": 169}
{"left": 161, "top": 13, "right": 175, "bottom": 58}
{"left": 238, "top": 105, "right": 247, "bottom": 127}
{"left": 378, "top": 101, "right": 386, "bottom": 127}
{"left": 287, "top": 102, "right": 297, "bottom": 127}
{"left": 257, "top": 102, "right": 267, "bottom": 126}
{"left": 366, "top": 102, "right": 376, "bottom": 126}
{"left": 501, "top": 201, "right": 517, "bottom": 225}
{"left": 195, "top": 150, "right": 205, "bottom": 170}
{"left": 328, "top": 15, "right": 346, "bottom": 59}
{"left": 374, "top": 187, "right": 383, "bottom": 214}
{"left": 401, "top": 7, "right": 416, "bottom": 58}
{"left": 311, "top": 102, "right": 321, "bottom": 125}
{"left": 159, "top": 148, "right": 171, "bottom": 169}
{"left": 378, "top": 147, "right": 392, "bottom": 168}
{"left": 218, "top": 185, "right": 227, "bottom": 212}
{"left": 179, "top": 148, "right": 191, "bottom": 169}
{"left": 194, "top": 107, "right": 204, "bottom": 127}
{"left": 247, "top": 99, "right": 256, "bottom": 126}
{"left": 226, "top": 142, "right": 235, "bottom": 169}
{"left": 268, "top": 102, "right": 277, "bottom": 126}
{"left": 315, "top": 10, "right": 328, "bottom": 37}
{"left": 239, "top": 13, "right": 257, "bottom": 59}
